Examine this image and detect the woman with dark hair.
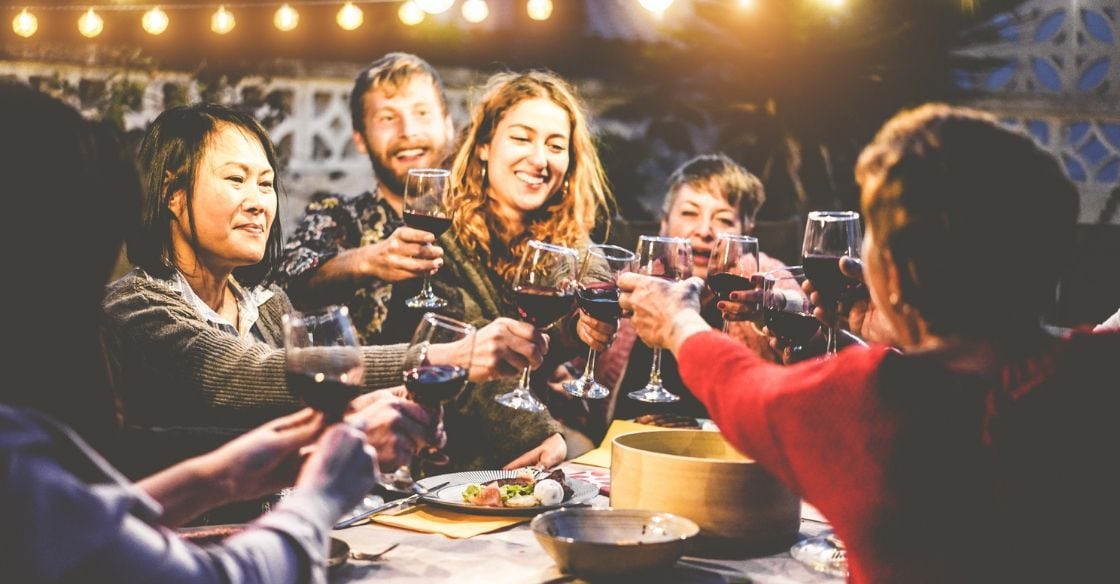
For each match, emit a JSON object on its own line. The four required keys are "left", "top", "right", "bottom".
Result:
{"left": 1, "top": 81, "right": 378, "bottom": 584}
{"left": 619, "top": 104, "right": 1117, "bottom": 582}
{"left": 102, "top": 103, "right": 449, "bottom": 481}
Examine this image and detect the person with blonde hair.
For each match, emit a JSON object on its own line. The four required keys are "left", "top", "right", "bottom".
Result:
{"left": 384, "top": 70, "right": 617, "bottom": 471}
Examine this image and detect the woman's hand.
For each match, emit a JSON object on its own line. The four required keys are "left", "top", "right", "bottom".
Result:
{"left": 502, "top": 433, "right": 567, "bottom": 470}
{"left": 575, "top": 310, "right": 617, "bottom": 352}
{"left": 197, "top": 408, "right": 325, "bottom": 504}
{"left": 427, "top": 317, "right": 548, "bottom": 382}
{"left": 618, "top": 273, "right": 711, "bottom": 353}
{"left": 346, "top": 388, "right": 441, "bottom": 472}
{"left": 716, "top": 288, "right": 764, "bottom": 322}
{"left": 293, "top": 421, "right": 378, "bottom": 520}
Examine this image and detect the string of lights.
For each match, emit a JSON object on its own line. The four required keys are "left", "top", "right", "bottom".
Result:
{"left": 8, "top": 0, "right": 846, "bottom": 39}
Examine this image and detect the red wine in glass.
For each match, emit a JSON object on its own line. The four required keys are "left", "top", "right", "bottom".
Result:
{"left": 514, "top": 285, "right": 575, "bottom": 327}
{"left": 764, "top": 310, "right": 822, "bottom": 345}
{"left": 707, "top": 272, "right": 756, "bottom": 301}
{"left": 285, "top": 371, "right": 361, "bottom": 423}
{"left": 577, "top": 282, "right": 621, "bottom": 322}
{"left": 403, "top": 365, "right": 469, "bottom": 408}
{"left": 803, "top": 254, "right": 862, "bottom": 302}
{"left": 404, "top": 210, "right": 452, "bottom": 238}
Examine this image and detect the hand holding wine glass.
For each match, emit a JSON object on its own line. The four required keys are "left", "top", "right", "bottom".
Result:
{"left": 706, "top": 233, "right": 761, "bottom": 333}
{"left": 628, "top": 235, "right": 692, "bottom": 403}
{"left": 403, "top": 168, "right": 452, "bottom": 309}
{"left": 402, "top": 313, "right": 475, "bottom": 469}
{"left": 802, "top": 211, "right": 862, "bottom": 355}
{"left": 761, "top": 267, "right": 821, "bottom": 361}
{"left": 563, "top": 244, "right": 637, "bottom": 399}
{"left": 496, "top": 240, "right": 579, "bottom": 413}
{"left": 283, "top": 305, "right": 364, "bottom": 424}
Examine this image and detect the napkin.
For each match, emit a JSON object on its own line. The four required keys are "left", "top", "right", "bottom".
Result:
{"left": 370, "top": 505, "right": 526, "bottom": 538}
{"left": 568, "top": 419, "right": 675, "bottom": 468}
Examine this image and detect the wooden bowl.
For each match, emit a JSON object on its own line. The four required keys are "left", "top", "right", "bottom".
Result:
{"left": 530, "top": 507, "right": 699, "bottom": 577}
{"left": 610, "top": 430, "right": 800, "bottom": 556}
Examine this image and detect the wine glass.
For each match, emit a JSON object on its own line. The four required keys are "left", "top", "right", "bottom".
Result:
{"left": 562, "top": 244, "right": 638, "bottom": 399}
{"left": 802, "top": 211, "right": 862, "bottom": 355}
{"left": 706, "top": 233, "right": 761, "bottom": 333}
{"left": 628, "top": 235, "right": 692, "bottom": 403}
{"left": 282, "top": 305, "right": 364, "bottom": 424}
{"left": 761, "top": 267, "right": 821, "bottom": 358}
{"left": 496, "top": 240, "right": 579, "bottom": 413}
{"left": 403, "top": 168, "right": 452, "bottom": 309}
{"left": 402, "top": 313, "right": 475, "bottom": 470}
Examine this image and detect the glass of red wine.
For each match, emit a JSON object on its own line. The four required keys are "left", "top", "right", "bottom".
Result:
{"left": 403, "top": 168, "right": 452, "bottom": 310}
{"left": 762, "top": 267, "right": 820, "bottom": 357}
{"left": 497, "top": 240, "right": 579, "bottom": 413}
{"left": 402, "top": 312, "right": 475, "bottom": 469}
{"left": 282, "top": 305, "right": 364, "bottom": 424}
{"left": 706, "top": 233, "right": 761, "bottom": 333}
{"left": 563, "top": 244, "right": 638, "bottom": 399}
{"left": 802, "top": 210, "right": 862, "bottom": 356}
{"left": 628, "top": 235, "right": 692, "bottom": 403}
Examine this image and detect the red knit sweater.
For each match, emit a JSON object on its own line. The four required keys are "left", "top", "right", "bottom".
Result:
{"left": 678, "top": 330, "right": 1119, "bottom": 583}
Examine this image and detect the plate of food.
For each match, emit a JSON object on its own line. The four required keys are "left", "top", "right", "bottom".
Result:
{"left": 417, "top": 469, "right": 598, "bottom": 516}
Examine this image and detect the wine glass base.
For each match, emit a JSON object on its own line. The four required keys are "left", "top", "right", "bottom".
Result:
{"left": 562, "top": 377, "right": 610, "bottom": 400}
{"left": 627, "top": 385, "right": 681, "bottom": 403}
{"left": 494, "top": 389, "right": 546, "bottom": 413}
{"left": 790, "top": 533, "right": 848, "bottom": 578}
{"left": 405, "top": 294, "right": 448, "bottom": 309}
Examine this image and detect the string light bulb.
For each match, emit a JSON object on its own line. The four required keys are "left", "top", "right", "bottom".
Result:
{"left": 142, "top": 7, "right": 169, "bottom": 36}
{"left": 526, "top": 0, "right": 553, "bottom": 21}
{"left": 211, "top": 5, "right": 235, "bottom": 34}
{"left": 417, "top": 0, "right": 455, "bottom": 14}
{"left": 639, "top": 0, "right": 674, "bottom": 15}
{"left": 12, "top": 8, "right": 37, "bottom": 38}
{"left": 818, "top": 0, "right": 846, "bottom": 9}
{"left": 337, "top": 2, "right": 363, "bottom": 30}
{"left": 738, "top": 0, "right": 757, "bottom": 9}
{"left": 78, "top": 8, "right": 104, "bottom": 38}
{"left": 462, "top": 0, "right": 489, "bottom": 23}
{"left": 274, "top": 4, "right": 299, "bottom": 31}
{"left": 399, "top": 1, "right": 425, "bottom": 25}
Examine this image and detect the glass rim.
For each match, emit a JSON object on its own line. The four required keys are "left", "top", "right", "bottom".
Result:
{"left": 762, "top": 265, "right": 805, "bottom": 281}
{"left": 528, "top": 239, "right": 579, "bottom": 256}
{"left": 282, "top": 304, "right": 350, "bottom": 324}
{"left": 807, "top": 210, "right": 860, "bottom": 222}
{"left": 589, "top": 243, "right": 638, "bottom": 261}
{"left": 419, "top": 311, "right": 476, "bottom": 334}
{"left": 637, "top": 235, "right": 690, "bottom": 244}
{"left": 407, "top": 168, "right": 451, "bottom": 178}
{"left": 715, "top": 233, "right": 759, "bottom": 243}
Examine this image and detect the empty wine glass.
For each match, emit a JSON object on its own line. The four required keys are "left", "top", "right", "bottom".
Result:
{"left": 402, "top": 313, "right": 475, "bottom": 469}
{"left": 496, "top": 240, "right": 579, "bottom": 413}
{"left": 628, "top": 235, "right": 692, "bottom": 403}
{"left": 403, "top": 168, "right": 452, "bottom": 309}
{"left": 761, "top": 267, "right": 821, "bottom": 358}
{"left": 563, "top": 244, "right": 637, "bottom": 399}
{"left": 706, "top": 233, "right": 761, "bottom": 333}
{"left": 282, "top": 305, "right": 364, "bottom": 424}
{"left": 802, "top": 211, "right": 862, "bottom": 355}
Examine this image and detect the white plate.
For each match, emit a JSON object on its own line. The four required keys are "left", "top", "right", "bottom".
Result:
{"left": 416, "top": 470, "right": 598, "bottom": 516}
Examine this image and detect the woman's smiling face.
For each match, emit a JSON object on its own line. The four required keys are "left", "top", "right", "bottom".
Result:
{"left": 478, "top": 97, "right": 571, "bottom": 224}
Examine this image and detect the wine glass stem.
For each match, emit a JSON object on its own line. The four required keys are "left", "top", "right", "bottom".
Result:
{"left": 721, "top": 319, "right": 732, "bottom": 334}
{"left": 826, "top": 324, "right": 839, "bottom": 355}
{"left": 581, "top": 347, "right": 598, "bottom": 382}
{"left": 648, "top": 348, "right": 664, "bottom": 386}
{"left": 419, "top": 275, "right": 434, "bottom": 298}
{"left": 518, "top": 366, "right": 532, "bottom": 391}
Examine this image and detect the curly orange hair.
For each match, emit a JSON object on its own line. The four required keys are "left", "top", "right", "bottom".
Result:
{"left": 446, "top": 70, "right": 613, "bottom": 285}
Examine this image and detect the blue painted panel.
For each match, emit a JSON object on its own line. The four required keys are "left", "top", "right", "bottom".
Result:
{"left": 985, "top": 61, "right": 1017, "bottom": 91}
{"left": 1097, "top": 159, "right": 1120, "bottom": 184}
{"left": 1069, "top": 122, "right": 1091, "bottom": 144}
{"left": 1063, "top": 155, "right": 1087, "bottom": 182}
{"left": 992, "top": 12, "right": 1019, "bottom": 41}
{"left": 1027, "top": 120, "right": 1050, "bottom": 144}
{"left": 1031, "top": 57, "right": 1063, "bottom": 91}
{"left": 1101, "top": 123, "right": 1120, "bottom": 149}
{"left": 1078, "top": 58, "right": 1110, "bottom": 91}
{"left": 1034, "top": 10, "right": 1066, "bottom": 43}
{"left": 1078, "top": 136, "right": 1109, "bottom": 166}
{"left": 952, "top": 69, "right": 975, "bottom": 91}
{"left": 1081, "top": 9, "right": 1114, "bottom": 44}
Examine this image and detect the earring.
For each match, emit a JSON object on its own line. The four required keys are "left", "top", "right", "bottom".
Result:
{"left": 562, "top": 178, "right": 570, "bottom": 196}
{"left": 480, "top": 164, "right": 487, "bottom": 182}
{"left": 888, "top": 292, "right": 901, "bottom": 307}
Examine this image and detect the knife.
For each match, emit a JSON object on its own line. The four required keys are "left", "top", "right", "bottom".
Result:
{"left": 334, "top": 481, "right": 449, "bottom": 529}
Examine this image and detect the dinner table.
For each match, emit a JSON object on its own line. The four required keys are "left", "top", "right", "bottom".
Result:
{"left": 328, "top": 461, "right": 844, "bottom": 584}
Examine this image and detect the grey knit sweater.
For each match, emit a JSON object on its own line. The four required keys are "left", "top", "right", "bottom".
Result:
{"left": 101, "top": 270, "right": 407, "bottom": 473}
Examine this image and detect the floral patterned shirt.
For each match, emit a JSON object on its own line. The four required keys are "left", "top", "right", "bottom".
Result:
{"left": 276, "top": 190, "right": 401, "bottom": 343}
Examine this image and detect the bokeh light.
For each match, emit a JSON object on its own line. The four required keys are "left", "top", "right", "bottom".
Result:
{"left": 274, "top": 4, "right": 299, "bottom": 32}
{"left": 527, "top": 0, "right": 553, "bottom": 21}
{"left": 462, "top": 0, "right": 489, "bottom": 23}
{"left": 78, "top": 8, "right": 104, "bottom": 38}
{"left": 12, "top": 8, "right": 37, "bottom": 38}
{"left": 142, "top": 7, "right": 169, "bottom": 36}
{"left": 212, "top": 5, "right": 236, "bottom": 35}
{"left": 399, "top": 1, "right": 425, "bottom": 26}
{"left": 337, "top": 2, "right": 364, "bottom": 30}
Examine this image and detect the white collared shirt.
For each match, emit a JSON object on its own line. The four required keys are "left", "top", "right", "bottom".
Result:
{"left": 142, "top": 268, "right": 274, "bottom": 340}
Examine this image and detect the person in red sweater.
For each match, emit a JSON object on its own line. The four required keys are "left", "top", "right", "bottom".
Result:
{"left": 618, "top": 103, "right": 1118, "bottom": 583}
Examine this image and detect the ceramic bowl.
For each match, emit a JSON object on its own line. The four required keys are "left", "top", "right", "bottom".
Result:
{"left": 530, "top": 507, "right": 699, "bottom": 577}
